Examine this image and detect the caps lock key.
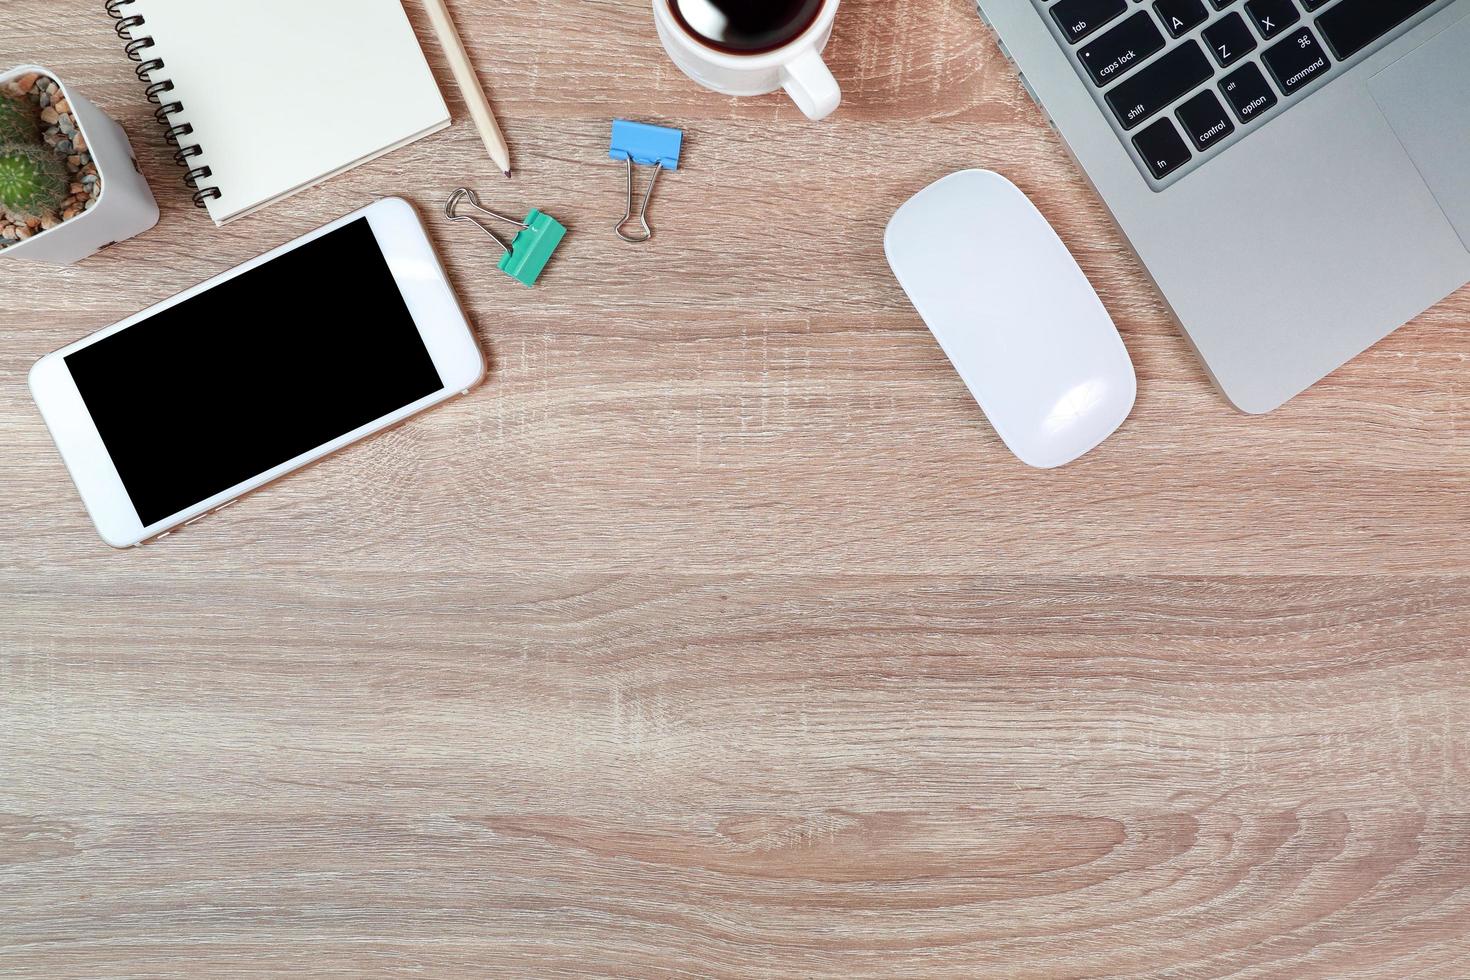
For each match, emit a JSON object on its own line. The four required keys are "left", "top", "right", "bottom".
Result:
{"left": 1078, "top": 12, "right": 1166, "bottom": 87}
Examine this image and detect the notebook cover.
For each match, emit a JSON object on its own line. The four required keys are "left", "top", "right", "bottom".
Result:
{"left": 134, "top": 0, "right": 450, "bottom": 225}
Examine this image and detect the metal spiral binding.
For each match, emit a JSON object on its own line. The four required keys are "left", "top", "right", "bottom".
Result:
{"left": 106, "top": 0, "right": 222, "bottom": 208}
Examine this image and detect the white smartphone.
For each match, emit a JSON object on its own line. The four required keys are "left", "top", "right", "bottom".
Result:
{"left": 28, "top": 197, "right": 485, "bottom": 548}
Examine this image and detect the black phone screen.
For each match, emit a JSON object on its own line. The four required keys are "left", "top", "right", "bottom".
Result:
{"left": 65, "top": 218, "right": 444, "bottom": 526}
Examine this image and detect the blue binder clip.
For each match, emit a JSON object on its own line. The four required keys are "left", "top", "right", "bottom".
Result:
{"left": 609, "top": 119, "right": 683, "bottom": 243}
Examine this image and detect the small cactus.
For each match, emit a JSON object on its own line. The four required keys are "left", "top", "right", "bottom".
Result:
{"left": 0, "top": 92, "right": 39, "bottom": 144}
{"left": 0, "top": 145, "right": 68, "bottom": 221}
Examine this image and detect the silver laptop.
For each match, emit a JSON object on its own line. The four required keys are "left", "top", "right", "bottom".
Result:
{"left": 976, "top": 0, "right": 1470, "bottom": 412}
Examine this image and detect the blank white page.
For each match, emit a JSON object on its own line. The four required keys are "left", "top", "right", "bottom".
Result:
{"left": 137, "top": 0, "right": 449, "bottom": 224}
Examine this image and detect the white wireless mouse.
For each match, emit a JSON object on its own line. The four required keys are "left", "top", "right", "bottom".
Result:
{"left": 884, "top": 170, "right": 1136, "bottom": 469}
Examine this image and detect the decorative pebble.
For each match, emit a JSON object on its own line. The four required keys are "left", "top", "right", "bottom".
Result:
{"left": 0, "top": 73, "right": 102, "bottom": 251}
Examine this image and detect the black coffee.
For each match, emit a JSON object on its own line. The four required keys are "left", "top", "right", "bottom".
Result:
{"left": 670, "top": 0, "right": 825, "bottom": 55}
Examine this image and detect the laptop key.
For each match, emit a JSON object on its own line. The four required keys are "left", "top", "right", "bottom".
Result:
{"left": 1132, "top": 117, "right": 1192, "bottom": 178}
{"left": 1300, "top": 0, "right": 1331, "bottom": 8}
{"left": 1317, "top": 0, "right": 1437, "bottom": 60}
{"left": 1202, "top": 13, "right": 1257, "bottom": 67}
{"left": 1219, "top": 62, "right": 1278, "bottom": 122}
{"left": 1243, "top": 0, "right": 1299, "bottom": 40}
{"left": 1105, "top": 41, "right": 1213, "bottom": 129}
{"left": 1175, "top": 89, "right": 1236, "bottom": 150}
{"left": 1051, "top": 0, "right": 1129, "bottom": 45}
{"left": 1209, "top": 0, "right": 1236, "bottom": 8}
{"left": 1078, "top": 12, "right": 1166, "bottom": 86}
{"left": 1262, "top": 26, "right": 1330, "bottom": 94}
{"left": 1154, "top": 0, "right": 1208, "bottom": 38}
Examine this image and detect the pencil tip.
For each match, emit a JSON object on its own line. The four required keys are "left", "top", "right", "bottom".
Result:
{"left": 503, "top": 170, "right": 512, "bottom": 179}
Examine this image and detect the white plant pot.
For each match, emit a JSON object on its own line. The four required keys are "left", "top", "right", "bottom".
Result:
{"left": 0, "top": 64, "right": 159, "bottom": 266}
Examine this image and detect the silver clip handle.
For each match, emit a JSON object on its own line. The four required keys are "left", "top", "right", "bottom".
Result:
{"left": 615, "top": 159, "right": 663, "bottom": 244}
{"left": 446, "top": 187, "right": 528, "bottom": 254}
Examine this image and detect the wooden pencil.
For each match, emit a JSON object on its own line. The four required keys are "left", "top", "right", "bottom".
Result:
{"left": 420, "top": 0, "right": 513, "bottom": 177}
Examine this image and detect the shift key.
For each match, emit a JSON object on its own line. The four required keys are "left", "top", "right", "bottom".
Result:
{"left": 1105, "top": 41, "right": 1213, "bottom": 129}
{"left": 1078, "top": 12, "right": 1166, "bottom": 86}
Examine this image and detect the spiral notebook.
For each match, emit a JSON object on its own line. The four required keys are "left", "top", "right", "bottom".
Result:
{"left": 109, "top": 0, "right": 450, "bottom": 226}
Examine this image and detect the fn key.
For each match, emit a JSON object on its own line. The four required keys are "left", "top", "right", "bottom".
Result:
{"left": 1133, "top": 118, "right": 1191, "bottom": 179}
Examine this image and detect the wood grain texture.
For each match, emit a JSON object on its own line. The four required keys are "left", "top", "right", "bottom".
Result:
{"left": 2, "top": 0, "right": 1468, "bottom": 976}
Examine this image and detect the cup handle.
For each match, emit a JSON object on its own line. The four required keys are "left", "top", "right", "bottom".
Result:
{"left": 780, "top": 48, "right": 841, "bottom": 121}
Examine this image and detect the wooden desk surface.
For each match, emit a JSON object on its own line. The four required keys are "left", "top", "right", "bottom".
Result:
{"left": 3, "top": 1, "right": 1468, "bottom": 975}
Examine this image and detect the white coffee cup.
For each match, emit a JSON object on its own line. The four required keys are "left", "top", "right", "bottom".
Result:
{"left": 652, "top": 0, "right": 842, "bottom": 121}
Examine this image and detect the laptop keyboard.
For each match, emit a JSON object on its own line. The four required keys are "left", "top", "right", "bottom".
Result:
{"left": 1035, "top": 0, "right": 1454, "bottom": 186}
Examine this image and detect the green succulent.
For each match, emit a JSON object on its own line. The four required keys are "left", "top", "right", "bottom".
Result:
{"left": 0, "top": 93, "right": 40, "bottom": 145}
{"left": 0, "top": 145, "right": 68, "bottom": 221}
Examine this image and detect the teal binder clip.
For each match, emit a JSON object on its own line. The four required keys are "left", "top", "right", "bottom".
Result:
{"left": 609, "top": 119, "right": 683, "bottom": 243}
{"left": 445, "top": 187, "right": 566, "bottom": 287}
